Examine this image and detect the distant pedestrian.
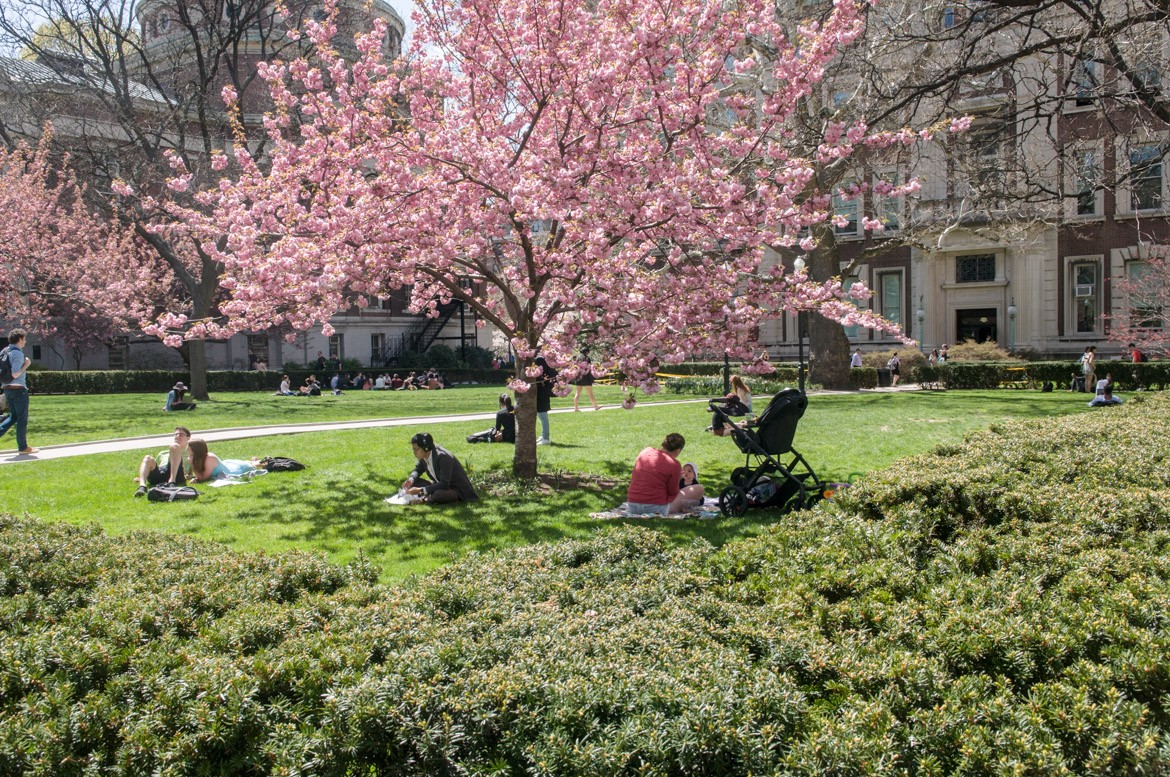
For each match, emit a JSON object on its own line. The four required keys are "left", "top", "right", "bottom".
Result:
{"left": 1079, "top": 346, "right": 1097, "bottom": 392}
{"left": 0, "top": 328, "right": 36, "bottom": 454}
{"left": 887, "top": 352, "right": 901, "bottom": 387}
{"left": 572, "top": 352, "right": 600, "bottom": 411}
{"left": 850, "top": 348, "right": 862, "bottom": 368}
{"left": 534, "top": 356, "right": 557, "bottom": 445}
{"left": 938, "top": 344, "right": 948, "bottom": 363}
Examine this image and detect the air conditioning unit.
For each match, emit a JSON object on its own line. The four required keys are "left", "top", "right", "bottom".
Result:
{"left": 1075, "top": 284, "right": 1095, "bottom": 298}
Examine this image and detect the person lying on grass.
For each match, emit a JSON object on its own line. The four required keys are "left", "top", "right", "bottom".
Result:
{"left": 134, "top": 426, "right": 190, "bottom": 497}
{"left": 187, "top": 438, "right": 265, "bottom": 482}
{"left": 402, "top": 432, "right": 479, "bottom": 504}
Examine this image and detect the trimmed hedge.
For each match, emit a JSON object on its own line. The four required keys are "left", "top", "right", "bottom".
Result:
{"left": 915, "top": 359, "right": 1170, "bottom": 390}
{"left": 24, "top": 368, "right": 514, "bottom": 394}
{"left": 3, "top": 396, "right": 1170, "bottom": 773}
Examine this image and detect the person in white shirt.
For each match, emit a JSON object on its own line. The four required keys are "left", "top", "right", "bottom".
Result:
{"left": 850, "top": 348, "right": 862, "bottom": 368}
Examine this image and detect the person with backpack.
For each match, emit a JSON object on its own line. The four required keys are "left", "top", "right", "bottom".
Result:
{"left": 0, "top": 328, "right": 36, "bottom": 455}
{"left": 887, "top": 352, "right": 902, "bottom": 387}
{"left": 1129, "top": 343, "right": 1147, "bottom": 363}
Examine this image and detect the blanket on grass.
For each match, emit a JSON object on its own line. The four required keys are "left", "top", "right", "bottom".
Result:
{"left": 590, "top": 497, "right": 721, "bottom": 521}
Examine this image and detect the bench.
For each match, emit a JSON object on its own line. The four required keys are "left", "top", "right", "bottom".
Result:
{"left": 998, "top": 367, "right": 1034, "bottom": 389}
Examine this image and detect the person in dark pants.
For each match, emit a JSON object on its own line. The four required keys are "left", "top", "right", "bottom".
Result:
{"left": 402, "top": 433, "right": 478, "bottom": 504}
{"left": 534, "top": 356, "right": 557, "bottom": 445}
{"left": 468, "top": 393, "right": 516, "bottom": 443}
{"left": 0, "top": 329, "right": 36, "bottom": 454}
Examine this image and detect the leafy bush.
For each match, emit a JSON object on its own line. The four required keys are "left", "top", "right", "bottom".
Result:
{"left": 459, "top": 345, "right": 495, "bottom": 369}
{"left": 423, "top": 343, "right": 460, "bottom": 368}
{"left": 4, "top": 397, "right": 1170, "bottom": 773}
{"left": 861, "top": 347, "right": 926, "bottom": 371}
{"left": 946, "top": 339, "right": 1024, "bottom": 361}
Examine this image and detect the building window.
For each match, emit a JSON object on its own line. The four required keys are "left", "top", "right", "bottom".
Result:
{"left": 874, "top": 172, "right": 900, "bottom": 231}
{"left": 329, "top": 334, "right": 344, "bottom": 361}
{"left": 1072, "top": 57, "right": 1098, "bottom": 107}
{"left": 941, "top": 6, "right": 956, "bottom": 29}
{"left": 1073, "top": 150, "right": 1101, "bottom": 216}
{"left": 1126, "top": 261, "right": 1164, "bottom": 329}
{"left": 31, "top": 345, "right": 42, "bottom": 360}
{"left": 1072, "top": 261, "right": 1099, "bottom": 333}
{"left": 371, "top": 333, "right": 385, "bottom": 361}
{"left": 833, "top": 192, "right": 858, "bottom": 236}
{"left": 1130, "top": 145, "right": 1164, "bottom": 211}
{"left": 956, "top": 254, "right": 996, "bottom": 283}
{"left": 246, "top": 334, "right": 267, "bottom": 359}
{"left": 877, "top": 272, "right": 902, "bottom": 326}
{"left": 966, "top": 118, "right": 1008, "bottom": 192}
{"left": 842, "top": 275, "right": 861, "bottom": 339}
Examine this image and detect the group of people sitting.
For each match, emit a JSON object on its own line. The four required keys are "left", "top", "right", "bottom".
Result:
{"left": 133, "top": 426, "right": 263, "bottom": 495}
{"left": 274, "top": 370, "right": 448, "bottom": 396}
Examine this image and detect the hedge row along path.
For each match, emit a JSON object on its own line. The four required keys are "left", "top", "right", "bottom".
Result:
{"left": 0, "top": 384, "right": 921, "bottom": 465}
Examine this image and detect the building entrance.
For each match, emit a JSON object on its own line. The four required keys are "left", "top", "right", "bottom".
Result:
{"left": 955, "top": 308, "right": 998, "bottom": 344}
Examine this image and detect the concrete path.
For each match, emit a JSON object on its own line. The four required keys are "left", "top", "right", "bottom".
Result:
{"left": 0, "top": 385, "right": 922, "bottom": 465}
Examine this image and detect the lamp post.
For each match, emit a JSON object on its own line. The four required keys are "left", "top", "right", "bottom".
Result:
{"left": 794, "top": 255, "right": 807, "bottom": 394}
{"left": 915, "top": 295, "right": 925, "bottom": 351}
{"left": 1007, "top": 297, "right": 1017, "bottom": 352}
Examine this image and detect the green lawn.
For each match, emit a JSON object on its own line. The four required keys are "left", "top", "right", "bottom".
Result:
{"left": 18, "top": 384, "right": 670, "bottom": 447}
{"left": 1, "top": 389, "right": 1099, "bottom": 581}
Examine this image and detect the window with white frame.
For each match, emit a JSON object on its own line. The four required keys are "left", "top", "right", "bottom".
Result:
{"left": 842, "top": 274, "right": 862, "bottom": 339}
{"left": 876, "top": 271, "right": 902, "bottom": 326}
{"left": 1070, "top": 260, "right": 1100, "bottom": 334}
{"left": 371, "top": 333, "right": 385, "bottom": 361}
{"left": 832, "top": 191, "right": 858, "bottom": 236}
{"left": 1129, "top": 144, "right": 1164, "bottom": 211}
{"left": 1126, "top": 261, "right": 1164, "bottom": 329}
{"left": 873, "top": 171, "right": 901, "bottom": 231}
{"left": 1072, "top": 149, "right": 1102, "bottom": 217}
{"left": 328, "top": 334, "right": 344, "bottom": 361}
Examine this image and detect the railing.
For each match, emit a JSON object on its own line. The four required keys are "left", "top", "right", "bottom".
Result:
{"left": 378, "top": 300, "right": 464, "bottom": 366}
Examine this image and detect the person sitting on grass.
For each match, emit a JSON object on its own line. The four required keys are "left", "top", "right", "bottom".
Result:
{"left": 467, "top": 393, "right": 516, "bottom": 443}
{"left": 675, "top": 462, "right": 706, "bottom": 513}
{"left": 299, "top": 375, "right": 322, "bottom": 395}
{"left": 164, "top": 382, "right": 196, "bottom": 411}
{"left": 276, "top": 375, "right": 294, "bottom": 395}
{"left": 135, "top": 426, "right": 190, "bottom": 496}
{"left": 625, "top": 432, "right": 687, "bottom": 516}
{"left": 187, "top": 438, "right": 264, "bottom": 482}
{"left": 402, "top": 432, "right": 479, "bottom": 504}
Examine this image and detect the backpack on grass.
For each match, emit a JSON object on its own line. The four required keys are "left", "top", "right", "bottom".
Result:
{"left": 257, "top": 456, "right": 306, "bottom": 472}
{"left": 147, "top": 484, "right": 200, "bottom": 502}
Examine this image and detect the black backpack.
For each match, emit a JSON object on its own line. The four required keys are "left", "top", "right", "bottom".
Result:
{"left": 0, "top": 346, "right": 13, "bottom": 384}
{"left": 147, "top": 484, "right": 200, "bottom": 501}
{"left": 258, "top": 456, "right": 306, "bottom": 472}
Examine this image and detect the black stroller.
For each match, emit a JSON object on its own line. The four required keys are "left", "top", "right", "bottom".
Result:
{"left": 708, "top": 388, "right": 827, "bottom": 517}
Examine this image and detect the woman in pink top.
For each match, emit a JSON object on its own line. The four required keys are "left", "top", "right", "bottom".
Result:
{"left": 626, "top": 433, "right": 686, "bottom": 516}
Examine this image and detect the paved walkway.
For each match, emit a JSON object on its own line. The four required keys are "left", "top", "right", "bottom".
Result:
{"left": 0, "top": 385, "right": 921, "bottom": 465}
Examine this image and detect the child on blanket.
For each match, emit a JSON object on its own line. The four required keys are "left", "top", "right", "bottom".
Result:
{"left": 674, "top": 462, "right": 705, "bottom": 513}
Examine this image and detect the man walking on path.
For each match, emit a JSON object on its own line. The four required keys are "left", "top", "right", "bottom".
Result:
{"left": 0, "top": 329, "right": 37, "bottom": 455}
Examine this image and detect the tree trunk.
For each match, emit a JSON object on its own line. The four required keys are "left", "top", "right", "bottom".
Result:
{"left": 806, "top": 224, "right": 853, "bottom": 390}
{"left": 512, "top": 372, "right": 538, "bottom": 478}
{"left": 188, "top": 340, "right": 209, "bottom": 401}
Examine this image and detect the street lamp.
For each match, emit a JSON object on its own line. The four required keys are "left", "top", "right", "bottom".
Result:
{"left": 1007, "top": 297, "right": 1017, "bottom": 351}
{"left": 915, "top": 295, "right": 925, "bottom": 351}
{"left": 793, "top": 256, "right": 808, "bottom": 393}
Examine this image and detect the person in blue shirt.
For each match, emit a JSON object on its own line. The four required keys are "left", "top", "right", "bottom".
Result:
{"left": 0, "top": 328, "right": 36, "bottom": 454}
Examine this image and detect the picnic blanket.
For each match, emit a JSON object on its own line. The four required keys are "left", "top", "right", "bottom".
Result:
{"left": 590, "top": 497, "right": 722, "bottom": 520}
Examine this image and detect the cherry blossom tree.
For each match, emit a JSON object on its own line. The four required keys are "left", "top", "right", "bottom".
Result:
{"left": 1106, "top": 250, "right": 1170, "bottom": 356}
{"left": 176, "top": 0, "right": 966, "bottom": 476}
{"left": 0, "top": 133, "right": 162, "bottom": 354}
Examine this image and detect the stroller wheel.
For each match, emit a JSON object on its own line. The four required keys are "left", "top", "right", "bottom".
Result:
{"left": 719, "top": 485, "right": 748, "bottom": 518}
{"left": 730, "top": 467, "right": 752, "bottom": 487}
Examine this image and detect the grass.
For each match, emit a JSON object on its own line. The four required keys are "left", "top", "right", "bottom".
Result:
{"left": 0, "top": 389, "right": 1102, "bottom": 581}
{"left": 16, "top": 384, "right": 668, "bottom": 447}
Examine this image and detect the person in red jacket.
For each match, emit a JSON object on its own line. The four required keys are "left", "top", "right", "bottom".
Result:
{"left": 626, "top": 432, "right": 686, "bottom": 516}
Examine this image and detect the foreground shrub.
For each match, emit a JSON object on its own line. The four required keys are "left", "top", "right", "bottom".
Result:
{"left": 3, "top": 397, "right": 1170, "bottom": 773}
